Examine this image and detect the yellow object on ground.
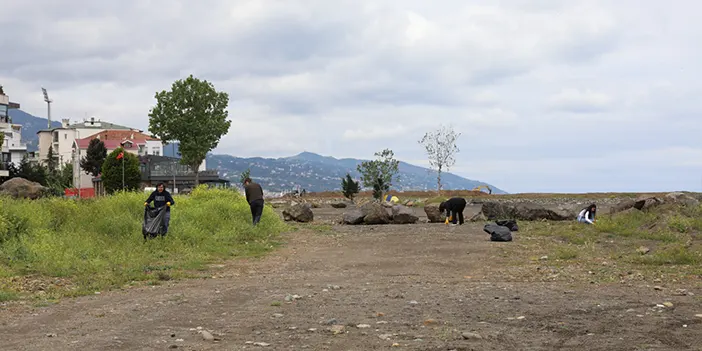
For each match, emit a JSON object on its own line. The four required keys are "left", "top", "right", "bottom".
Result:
{"left": 445, "top": 218, "right": 449, "bottom": 225}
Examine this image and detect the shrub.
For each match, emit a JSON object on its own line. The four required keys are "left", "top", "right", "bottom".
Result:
{"left": 0, "top": 186, "right": 287, "bottom": 298}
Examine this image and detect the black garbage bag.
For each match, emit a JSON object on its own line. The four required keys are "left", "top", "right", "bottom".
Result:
{"left": 495, "top": 219, "right": 519, "bottom": 231}
{"left": 483, "top": 223, "right": 513, "bottom": 242}
{"left": 143, "top": 205, "right": 167, "bottom": 240}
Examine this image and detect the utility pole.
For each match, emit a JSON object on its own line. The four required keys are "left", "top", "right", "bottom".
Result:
{"left": 41, "top": 88, "right": 52, "bottom": 128}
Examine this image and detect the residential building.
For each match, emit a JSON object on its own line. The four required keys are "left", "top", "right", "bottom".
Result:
{"left": 0, "top": 88, "right": 26, "bottom": 170}
{"left": 36, "top": 117, "right": 141, "bottom": 167}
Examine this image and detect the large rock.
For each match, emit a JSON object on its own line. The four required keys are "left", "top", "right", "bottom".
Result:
{"left": 342, "top": 209, "right": 365, "bottom": 225}
{"left": 361, "top": 202, "right": 391, "bottom": 225}
{"left": 0, "top": 178, "right": 48, "bottom": 199}
{"left": 391, "top": 205, "right": 419, "bottom": 224}
{"left": 664, "top": 192, "right": 700, "bottom": 207}
{"left": 282, "top": 203, "right": 314, "bottom": 223}
{"left": 633, "top": 196, "right": 663, "bottom": 211}
{"left": 424, "top": 204, "right": 446, "bottom": 223}
{"left": 330, "top": 202, "right": 348, "bottom": 209}
{"left": 481, "top": 202, "right": 574, "bottom": 221}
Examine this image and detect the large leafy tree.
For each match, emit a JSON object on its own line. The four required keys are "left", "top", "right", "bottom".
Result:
{"left": 101, "top": 148, "right": 141, "bottom": 194}
{"left": 356, "top": 149, "right": 400, "bottom": 200}
{"left": 148, "top": 75, "right": 231, "bottom": 185}
{"left": 418, "top": 125, "right": 460, "bottom": 194}
{"left": 80, "top": 139, "right": 107, "bottom": 177}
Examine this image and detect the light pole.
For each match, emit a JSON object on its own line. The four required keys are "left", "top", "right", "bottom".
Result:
{"left": 41, "top": 88, "right": 52, "bottom": 129}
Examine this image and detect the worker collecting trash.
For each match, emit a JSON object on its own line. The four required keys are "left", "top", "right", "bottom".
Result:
{"left": 439, "top": 197, "right": 467, "bottom": 226}
{"left": 143, "top": 183, "right": 175, "bottom": 238}
{"left": 577, "top": 204, "right": 597, "bottom": 224}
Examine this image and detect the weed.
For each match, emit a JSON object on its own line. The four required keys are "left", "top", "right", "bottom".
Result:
{"left": 0, "top": 186, "right": 287, "bottom": 299}
{"left": 0, "top": 290, "right": 18, "bottom": 302}
{"left": 271, "top": 301, "right": 282, "bottom": 306}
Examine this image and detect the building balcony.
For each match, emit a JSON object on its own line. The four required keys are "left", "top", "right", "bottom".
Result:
{"left": 7, "top": 141, "right": 27, "bottom": 151}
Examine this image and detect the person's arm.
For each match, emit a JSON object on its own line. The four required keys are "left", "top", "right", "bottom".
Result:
{"left": 166, "top": 192, "right": 175, "bottom": 206}
{"left": 244, "top": 185, "right": 251, "bottom": 203}
{"left": 584, "top": 211, "right": 594, "bottom": 224}
{"left": 144, "top": 192, "right": 155, "bottom": 205}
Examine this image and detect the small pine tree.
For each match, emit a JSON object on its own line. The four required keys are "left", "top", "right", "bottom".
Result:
{"left": 80, "top": 139, "right": 107, "bottom": 177}
{"left": 341, "top": 173, "right": 360, "bottom": 200}
{"left": 239, "top": 168, "right": 251, "bottom": 184}
{"left": 45, "top": 145, "right": 58, "bottom": 174}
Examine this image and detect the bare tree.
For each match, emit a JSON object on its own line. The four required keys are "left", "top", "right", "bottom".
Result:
{"left": 418, "top": 125, "right": 460, "bottom": 194}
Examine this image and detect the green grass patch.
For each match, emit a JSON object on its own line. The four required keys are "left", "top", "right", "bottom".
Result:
{"left": 0, "top": 186, "right": 288, "bottom": 299}
{"left": 511, "top": 204, "right": 702, "bottom": 283}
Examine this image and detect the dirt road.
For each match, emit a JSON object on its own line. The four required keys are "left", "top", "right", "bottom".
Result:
{"left": 2, "top": 220, "right": 701, "bottom": 350}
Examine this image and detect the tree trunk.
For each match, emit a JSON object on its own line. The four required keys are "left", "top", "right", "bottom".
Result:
{"left": 437, "top": 166, "right": 442, "bottom": 196}
{"left": 191, "top": 163, "right": 200, "bottom": 187}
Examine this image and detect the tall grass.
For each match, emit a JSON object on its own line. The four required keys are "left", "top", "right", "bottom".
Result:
{"left": 0, "top": 186, "right": 287, "bottom": 298}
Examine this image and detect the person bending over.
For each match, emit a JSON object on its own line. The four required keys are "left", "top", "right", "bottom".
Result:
{"left": 439, "top": 197, "right": 467, "bottom": 225}
{"left": 144, "top": 182, "right": 175, "bottom": 234}
{"left": 577, "top": 204, "right": 597, "bottom": 224}
{"left": 243, "top": 177, "right": 265, "bottom": 226}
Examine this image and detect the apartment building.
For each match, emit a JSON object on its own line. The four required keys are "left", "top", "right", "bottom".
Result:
{"left": 0, "top": 88, "right": 26, "bottom": 171}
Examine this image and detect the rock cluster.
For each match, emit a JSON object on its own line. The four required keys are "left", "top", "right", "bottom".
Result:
{"left": 342, "top": 202, "right": 419, "bottom": 225}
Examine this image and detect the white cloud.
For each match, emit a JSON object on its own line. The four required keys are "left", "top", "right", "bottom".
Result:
{"left": 1, "top": 0, "right": 701, "bottom": 192}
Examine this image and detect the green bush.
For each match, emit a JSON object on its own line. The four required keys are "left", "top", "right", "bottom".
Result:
{"left": 0, "top": 186, "right": 286, "bottom": 297}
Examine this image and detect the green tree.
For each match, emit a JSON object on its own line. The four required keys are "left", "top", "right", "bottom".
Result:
{"left": 418, "top": 125, "right": 460, "bottom": 194}
{"left": 79, "top": 139, "right": 107, "bottom": 177}
{"left": 356, "top": 149, "right": 400, "bottom": 200}
{"left": 45, "top": 145, "right": 58, "bottom": 174}
{"left": 341, "top": 173, "right": 360, "bottom": 200}
{"left": 239, "top": 168, "right": 251, "bottom": 184}
{"left": 101, "top": 148, "right": 141, "bottom": 194}
{"left": 148, "top": 75, "right": 231, "bottom": 185}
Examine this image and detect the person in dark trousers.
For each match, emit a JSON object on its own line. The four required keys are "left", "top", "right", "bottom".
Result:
{"left": 244, "top": 177, "right": 265, "bottom": 226}
{"left": 439, "top": 197, "right": 467, "bottom": 225}
{"left": 144, "top": 182, "right": 175, "bottom": 234}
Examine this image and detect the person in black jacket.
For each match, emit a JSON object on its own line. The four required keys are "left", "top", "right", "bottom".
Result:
{"left": 243, "top": 177, "right": 265, "bottom": 226}
{"left": 144, "top": 182, "right": 175, "bottom": 234}
{"left": 439, "top": 197, "right": 467, "bottom": 225}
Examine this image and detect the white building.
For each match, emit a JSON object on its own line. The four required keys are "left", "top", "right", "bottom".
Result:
{"left": 0, "top": 89, "right": 26, "bottom": 169}
{"left": 36, "top": 117, "right": 144, "bottom": 168}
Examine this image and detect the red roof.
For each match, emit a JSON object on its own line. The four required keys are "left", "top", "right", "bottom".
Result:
{"left": 74, "top": 138, "right": 147, "bottom": 150}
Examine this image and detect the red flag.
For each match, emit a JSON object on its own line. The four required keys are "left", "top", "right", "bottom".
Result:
{"left": 116, "top": 152, "right": 124, "bottom": 160}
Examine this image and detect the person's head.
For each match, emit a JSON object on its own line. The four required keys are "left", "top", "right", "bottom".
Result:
{"left": 156, "top": 183, "right": 165, "bottom": 192}
{"left": 243, "top": 177, "right": 252, "bottom": 186}
{"left": 589, "top": 203, "right": 597, "bottom": 212}
{"left": 438, "top": 201, "right": 447, "bottom": 212}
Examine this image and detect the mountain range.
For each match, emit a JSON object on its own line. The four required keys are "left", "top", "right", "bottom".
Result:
{"left": 8, "top": 109, "right": 506, "bottom": 193}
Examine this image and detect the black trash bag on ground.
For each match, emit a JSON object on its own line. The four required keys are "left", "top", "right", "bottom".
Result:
{"left": 143, "top": 205, "right": 167, "bottom": 240}
{"left": 495, "top": 219, "right": 518, "bottom": 231}
{"left": 483, "top": 223, "right": 513, "bottom": 242}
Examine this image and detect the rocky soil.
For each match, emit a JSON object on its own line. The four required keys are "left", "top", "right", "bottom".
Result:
{"left": 2, "top": 201, "right": 702, "bottom": 350}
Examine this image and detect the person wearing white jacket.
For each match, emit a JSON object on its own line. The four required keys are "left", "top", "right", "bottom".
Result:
{"left": 577, "top": 204, "right": 597, "bottom": 224}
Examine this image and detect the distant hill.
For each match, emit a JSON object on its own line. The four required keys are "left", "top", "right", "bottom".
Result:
{"left": 8, "top": 109, "right": 62, "bottom": 152}
{"left": 9, "top": 110, "right": 506, "bottom": 193}
{"left": 206, "top": 151, "right": 507, "bottom": 194}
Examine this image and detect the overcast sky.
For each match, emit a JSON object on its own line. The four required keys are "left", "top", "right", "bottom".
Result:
{"left": 1, "top": 0, "right": 700, "bottom": 193}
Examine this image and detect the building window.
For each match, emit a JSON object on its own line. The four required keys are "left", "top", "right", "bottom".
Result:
{"left": 154, "top": 150, "right": 160, "bottom": 156}
{"left": 53, "top": 132, "right": 59, "bottom": 142}
{"left": 64, "top": 133, "right": 67, "bottom": 139}
{"left": 0, "top": 104, "right": 7, "bottom": 118}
